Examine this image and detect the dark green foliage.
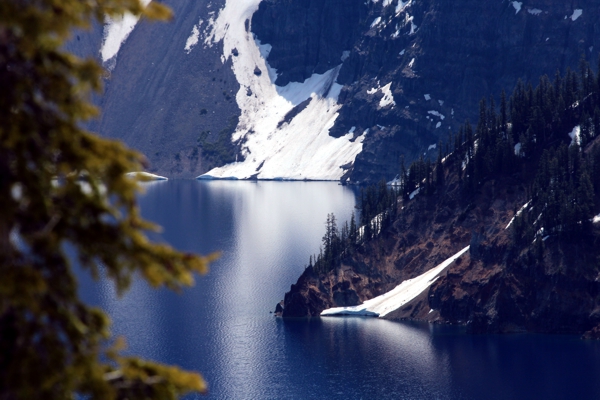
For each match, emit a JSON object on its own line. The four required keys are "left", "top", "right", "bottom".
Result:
{"left": 200, "top": 115, "right": 240, "bottom": 164}
{"left": 311, "top": 182, "right": 399, "bottom": 274}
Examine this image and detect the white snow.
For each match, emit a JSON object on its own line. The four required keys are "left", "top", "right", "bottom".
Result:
{"left": 428, "top": 143, "right": 437, "bottom": 151}
{"left": 368, "top": 82, "right": 396, "bottom": 108}
{"left": 396, "top": 0, "right": 412, "bottom": 14}
{"left": 126, "top": 171, "right": 168, "bottom": 180}
{"left": 341, "top": 50, "right": 350, "bottom": 61}
{"left": 321, "top": 246, "right": 470, "bottom": 317}
{"left": 593, "top": 214, "right": 600, "bottom": 224}
{"left": 428, "top": 110, "right": 445, "bottom": 120}
{"left": 514, "top": 142, "right": 522, "bottom": 156}
{"left": 100, "top": 0, "right": 152, "bottom": 64}
{"left": 436, "top": 122, "right": 441, "bottom": 129}
{"left": 505, "top": 201, "right": 530, "bottom": 230}
{"left": 528, "top": 8, "right": 542, "bottom": 15}
{"left": 409, "top": 20, "right": 417, "bottom": 35}
{"left": 424, "top": 94, "right": 431, "bottom": 101}
{"left": 438, "top": 100, "right": 444, "bottom": 106}
{"left": 200, "top": 0, "right": 365, "bottom": 181}
{"left": 379, "top": 82, "right": 396, "bottom": 108}
{"left": 383, "top": 0, "right": 394, "bottom": 6}
{"left": 408, "top": 58, "right": 415, "bottom": 68}
{"left": 409, "top": 187, "right": 421, "bottom": 200}
{"left": 399, "top": 49, "right": 406, "bottom": 55}
{"left": 568, "top": 125, "right": 581, "bottom": 147}
{"left": 371, "top": 17, "right": 383, "bottom": 28}
{"left": 185, "top": 21, "right": 203, "bottom": 54}
{"left": 571, "top": 9, "right": 583, "bottom": 21}
{"left": 511, "top": 2, "right": 522, "bottom": 14}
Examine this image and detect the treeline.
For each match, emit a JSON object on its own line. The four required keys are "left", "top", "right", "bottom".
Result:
{"left": 310, "top": 182, "right": 399, "bottom": 274}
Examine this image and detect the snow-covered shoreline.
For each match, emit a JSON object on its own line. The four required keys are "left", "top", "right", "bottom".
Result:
{"left": 321, "top": 246, "right": 470, "bottom": 318}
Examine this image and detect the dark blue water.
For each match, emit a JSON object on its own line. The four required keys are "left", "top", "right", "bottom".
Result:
{"left": 78, "top": 180, "right": 600, "bottom": 399}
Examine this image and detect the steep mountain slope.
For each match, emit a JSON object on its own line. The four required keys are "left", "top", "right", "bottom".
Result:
{"left": 252, "top": 0, "right": 600, "bottom": 183}
{"left": 69, "top": 0, "right": 599, "bottom": 181}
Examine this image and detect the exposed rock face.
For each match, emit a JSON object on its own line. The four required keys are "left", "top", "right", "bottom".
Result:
{"left": 252, "top": 0, "right": 369, "bottom": 87}
{"left": 252, "top": 0, "right": 600, "bottom": 183}
{"left": 69, "top": 0, "right": 242, "bottom": 178}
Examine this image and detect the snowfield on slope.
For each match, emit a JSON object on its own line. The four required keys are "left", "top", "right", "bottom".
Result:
{"left": 198, "top": 0, "right": 365, "bottom": 181}
{"left": 101, "top": 0, "right": 151, "bottom": 65}
{"left": 321, "top": 246, "right": 470, "bottom": 317}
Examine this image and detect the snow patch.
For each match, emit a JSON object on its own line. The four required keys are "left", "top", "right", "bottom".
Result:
{"left": 511, "top": 1, "right": 522, "bottom": 14}
{"left": 409, "top": 187, "right": 421, "bottom": 200}
{"left": 201, "top": 0, "right": 365, "bottom": 180}
{"left": 379, "top": 82, "right": 396, "bottom": 108}
{"left": 514, "top": 142, "right": 522, "bottom": 156}
{"left": 185, "top": 21, "right": 204, "bottom": 54}
{"left": 100, "top": 0, "right": 152, "bottom": 64}
{"left": 569, "top": 125, "right": 581, "bottom": 147}
{"left": 438, "top": 100, "right": 444, "bottom": 106}
{"left": 593, "top": 214, "right": 600, "bottom": 224}
{"left": 505, "top": 201, "right": 531, "bottom": 230}
{"left": 409, "top": 20, "right": 417, "bottom": 35}
{"left": 368, "top": 82, "right": 396, "bottom": 108}
{"left": 371, "top": 17, "right": 382, "bottom": 28}
{"left": 571, "top": 9, "right": 583, "bottom": 21}
{"left": 428, "top": 143, "right": 437, "bottom": 151}
{"left": 424, "top": 94, "right": 431, "bottom": 101}
{"left": 396, "top": 0, "right": 412, "bottom": 14}
{"left": 428, "top": 110, "right": 445, "bottom": 120}
{"left": 321, "top": 246, "right": 470, "bottom": 317}
{"left": 435, "top": 122, "right": 441, "bottom": 129}
{"left": 126, "top": 171, "right": 168, "bottom": 181}
{"left": 528, "top": 8, "right": 542, "bottom": 15}
{"left": 399, "top": 49, "right": 406, "bottom": 55}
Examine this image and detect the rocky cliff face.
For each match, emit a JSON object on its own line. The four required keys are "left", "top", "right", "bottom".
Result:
{"left": 252, "top": 0, "right": 600, "bottom": 183}
{"left": 69, "top": 0, "right": 242, "bottom": 178}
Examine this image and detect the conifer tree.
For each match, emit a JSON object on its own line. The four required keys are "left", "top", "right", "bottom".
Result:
{"left": 0, "top": 1, "right": 215, "bottom": 398}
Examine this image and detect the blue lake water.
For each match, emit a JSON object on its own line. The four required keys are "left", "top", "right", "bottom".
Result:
{"left": 77, "top": 180, "right": 600, "bottom": 399}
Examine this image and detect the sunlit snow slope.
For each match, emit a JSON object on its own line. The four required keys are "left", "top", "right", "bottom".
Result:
{"left": 321, "top": 246, "right": 470, "bottom": 317}
{"left": 100, "top": 0, "right": 152, "bottom": 67}
{"left": 198, "top": 0, "right": 365, "bottom": 180}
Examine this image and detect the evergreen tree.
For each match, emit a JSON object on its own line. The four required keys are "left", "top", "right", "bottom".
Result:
{"left": 0, "top": 1, "right": 214, "bottom": 398}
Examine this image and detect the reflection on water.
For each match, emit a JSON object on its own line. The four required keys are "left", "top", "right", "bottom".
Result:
{"left": 77, "top": 180, "right": 600, "bottom": 399}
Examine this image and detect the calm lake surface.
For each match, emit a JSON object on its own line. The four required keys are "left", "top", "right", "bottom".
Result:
{"left": 78, "top": 180, "right": 600, "bottom": 399}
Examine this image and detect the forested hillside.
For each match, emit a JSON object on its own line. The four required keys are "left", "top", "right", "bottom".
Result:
{"left": 277, "top": 60, "right": 600, "bottom": 336}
